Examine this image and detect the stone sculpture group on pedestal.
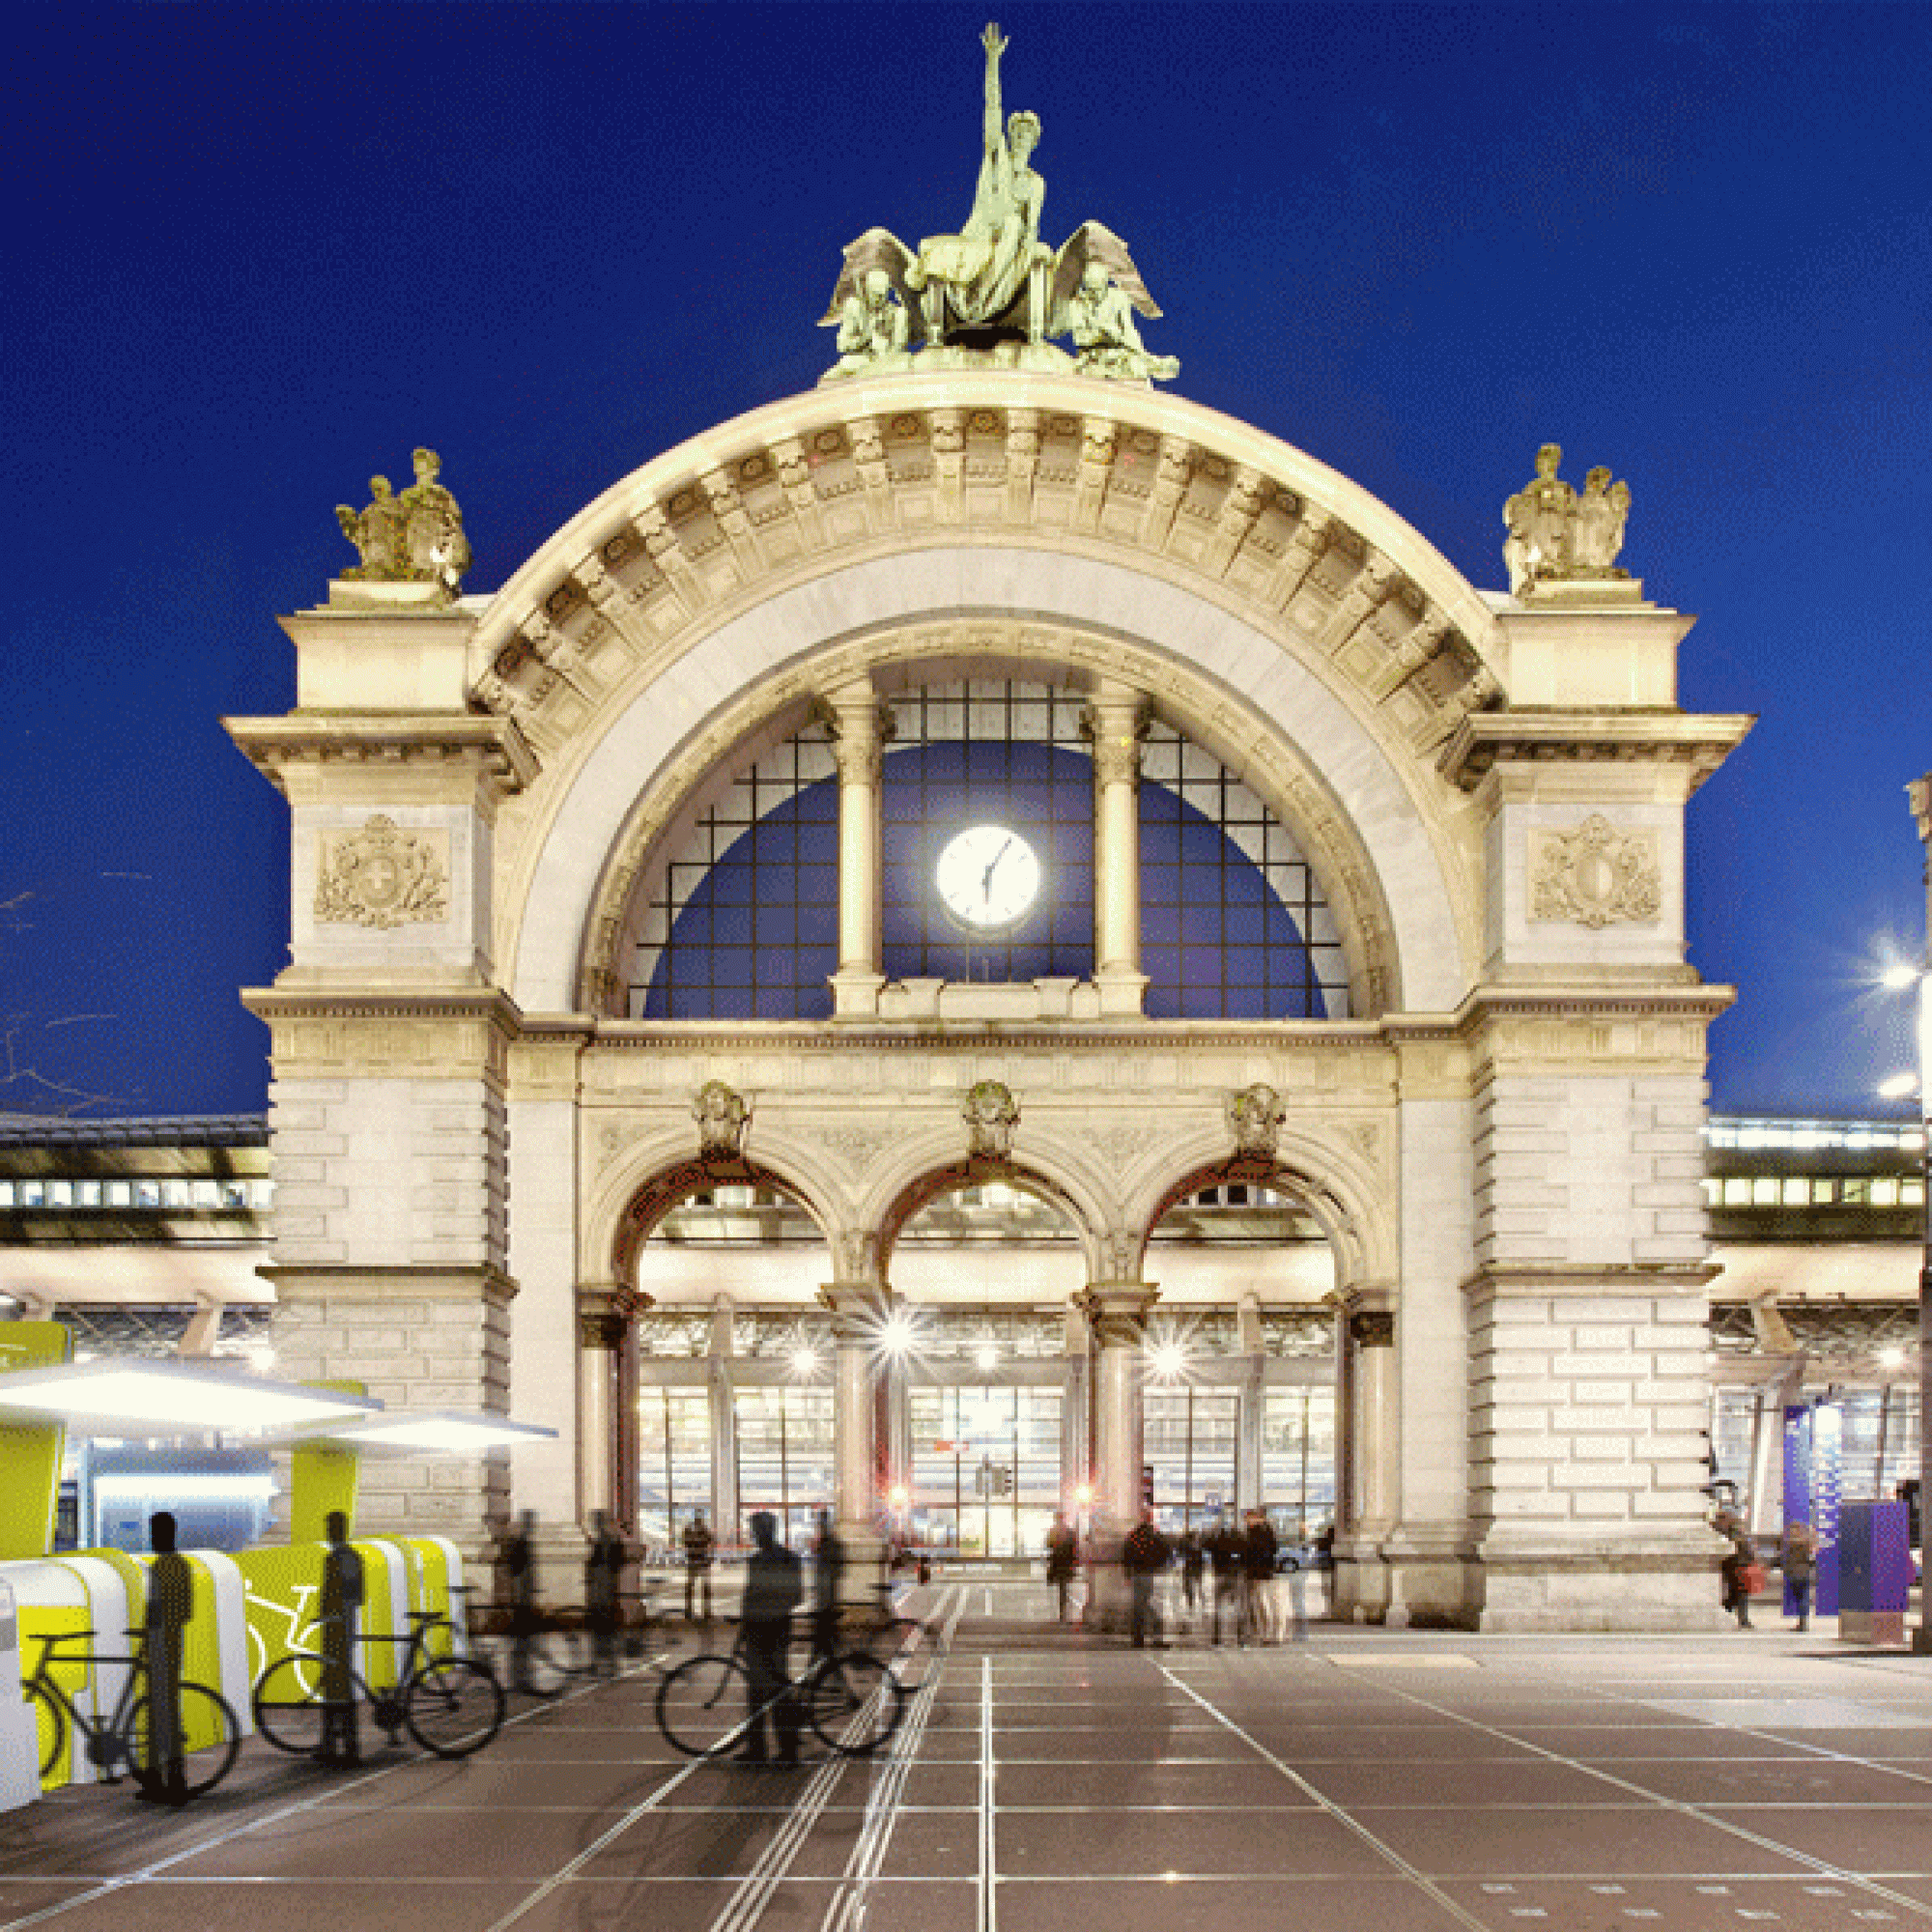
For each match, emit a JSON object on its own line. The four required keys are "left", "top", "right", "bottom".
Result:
{"left": 1502, "top": 444, "right": 1633, "bottom": 596}
{"left": 818, "top": 23, "right": 1179, "bottom": 385}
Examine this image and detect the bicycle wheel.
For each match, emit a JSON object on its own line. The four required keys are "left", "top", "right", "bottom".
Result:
{"left": 405, "top": 1658, "right": 505, "bottom": 1758}
{"left": 655, "top": 1653, "right": 753, "bottom": 1758}
{"left": 252, "top": 1653, "right": 327, "bottom": 1754}
{"left": 128, "top": 1683, "right": 242, "bottom": 1797}
{"left": 25, "top": 1682, "right": 66, "bottom": 1782}
{"left": 807, "top": 1652, "right": 904, "bottom": 1757}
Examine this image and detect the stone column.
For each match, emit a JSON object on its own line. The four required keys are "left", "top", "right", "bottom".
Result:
{"left": 1334, "top": 1290, "right": 1399, "bottom": 1623}
{"left": 828, "top": 682, "right": 889, "bottom": 1019}
{"left": 1061, "top": 1301, "right": 1093, "bottom": 1511}
{"left": 1077, "top": 1282, "right": 1158, "bottom": 1531}
{"left": 820, "top": 1279, "right": 890, "bottom": 1590}
{"left": 706, "top": 1294, "right": 738, "bottom": 1546}
{"left": 1085, "top": 686, "right": 1149, "bottom": 1019}
{"left": 1236, "top": 1294, "right": 1265, "bottom": 1515}
{"left": 576, "top": 1285, "right": 645, "bottom": 1527}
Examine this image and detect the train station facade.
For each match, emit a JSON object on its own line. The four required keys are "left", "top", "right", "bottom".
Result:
{"left": 187, "top": 369, "right": 1773, "bottom": 1633}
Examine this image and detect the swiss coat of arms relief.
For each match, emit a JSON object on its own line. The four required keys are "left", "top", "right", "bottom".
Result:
{"left": 1528, "top": 815, "right": 1662, "bottom": 929}
{"left": 314, "top": 815, "right": 450, "bottom": 929}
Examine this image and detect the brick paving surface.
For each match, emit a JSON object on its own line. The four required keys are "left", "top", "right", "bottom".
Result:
{"left": 5, "top": 1580, "right": 1932, "bottom": 1932}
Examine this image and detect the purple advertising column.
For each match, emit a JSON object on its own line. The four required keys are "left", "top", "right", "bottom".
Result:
{"left": 1784, "top": 1404, "right": 1844, "bottom": 1618}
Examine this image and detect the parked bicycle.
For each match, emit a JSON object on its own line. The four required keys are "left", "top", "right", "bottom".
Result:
{"left": 655, "top": 1619, "right": 905, "bottom": 1760}
{"left": 252, "top": 1592, "right": 504, "bottom": 1759}
{"left": 24, "top": 1627, "right": 241, "bottom": 1798}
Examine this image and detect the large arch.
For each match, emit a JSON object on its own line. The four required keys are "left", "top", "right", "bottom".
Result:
{"left": 467, "top": 374, "right": 1499, "bottom": 1021}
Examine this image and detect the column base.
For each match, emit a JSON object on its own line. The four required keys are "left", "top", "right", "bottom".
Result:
{"left": 1094, "top": 970, "right": 1149, "bottom": 1019}
{"left": 1377, "top": 1523, "right": 1483, "bottom": 1630}
{"left": 1472, "top": 1529, "right": 1733, "bottom": 1633}
{"left": 831, "top": 970, "right": 886, "bottom": 1018}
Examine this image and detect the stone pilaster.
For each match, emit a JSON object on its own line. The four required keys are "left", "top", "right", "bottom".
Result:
{"left": 1085, "top": 687, "right": 1150, "bottom": 1018}
{"left": 819, "top": 1279, "right": 891, "bottom": 1590}
{"left": 1076, "top": 1281, "right": 1159, "bottom": 1532}
{"left": 576, "top": 1285, "right": 647, "bottom": 1530}
{"left": 826, "top": 681, "right": 889, "bottom": 1019}
{"left": 1332, "top": 1288, "right": 1399, "bottom": 1623}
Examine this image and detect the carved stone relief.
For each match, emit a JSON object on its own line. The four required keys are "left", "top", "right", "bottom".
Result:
{"left": 1226, "top": 1083, "right": 1286, "bottom": 1159}
{"left": 313, "top": 816, "right": 450, "bottom": 929}
{"left": 1529, "top": 816, "right": 1662, "bottom": 929}
{"left": 693, "top": 1080, "right": 752, "bottom": 1159}
{"left": 963, "top": 1080, "right": 1020, "bottom": 1159}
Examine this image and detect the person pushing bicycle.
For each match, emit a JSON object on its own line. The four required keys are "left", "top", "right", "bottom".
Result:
{"left": 139, "top": 1512, "right": 193, "bottom": 1804}
{"left": 738, "top": 1511, "right": 803, "bottom": 1767}
{"left": 318, "top": 1511, "right": 364, "bottom": 1766}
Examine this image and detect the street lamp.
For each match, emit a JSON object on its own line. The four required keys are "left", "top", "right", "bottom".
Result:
{"left": 1899, "top": 775, "right": 1932, "bottom": 1651}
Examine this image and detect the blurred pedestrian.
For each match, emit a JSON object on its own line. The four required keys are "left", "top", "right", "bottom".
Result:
{"left": 1045, "top": 1511, "right": 1079, "bottom": 1624}
{"left": 500, "top": 1509, "right": 540, "bottom": 1691}
{"left": 1177, "top": 1527, "right": 1205, "bottom": 1631}
{"left": 1122, "top": 1507, "right": 1172, "bottom": 1649}
{"left": 738, "top": 1511, "right": 802, "bottom": 1767}
{"left": 584, "top": 1510, "right": 627, "bottom": 1677}
{"left": 1241, "top": 1509, "right": 1280, "bottom": 1645}
{"left": 810, "top": 1508, "right": 845, "bottom": 1663}
{"left": 1720, "top": 1526, "right": 1757, "bottom": 1630}
{"left": 1207, "top": 1514, "right": 1242, "bottom": 1645}
{"left": 137, "top": 1512, "right": 192, "bottom": 1804}
{"left": 1782, "top": 1520, "right": 1816, "bottom": 1633}
{"left": 318, "top": 1510, "right": 364, "bottom": 1765}
{"left": 682, "top": 1511, "right": 715, "bottom": 1625}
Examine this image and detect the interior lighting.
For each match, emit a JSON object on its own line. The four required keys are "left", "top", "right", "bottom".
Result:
{"left": 1148, "top": 1340, "right": 1189, "bottom": 1381}
{"left": 878, "top": 1312, "right": 920, "bottom": 1356}
{"left": 1880, "top": 1346, "right": 1908, "bottom": 1370}
{"left": 975, "top": 1342, "right": 998, "bottom": 1371}
{"left": 1073, "top": 1484, "right": 1093, "bottom": 1506}
{"left": 319, "top": 1411, "right": 557, "bottom": 1452}
{"left": 790, "top": 1345, "right": 822, "bottom": 1378}
{"left": 0, "top": 1361, "right": 382, "bottom": 1436}
{"left": 888, "top": 1486, "right": 909, "bottom": 1509}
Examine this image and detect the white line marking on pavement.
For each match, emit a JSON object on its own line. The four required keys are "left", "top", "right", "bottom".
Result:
{"left": 1157, "top": 1663, "right": 1493, "bottom": 1932}
{"left": 979, "top": 1653, "right": 997, "bottom": 1932}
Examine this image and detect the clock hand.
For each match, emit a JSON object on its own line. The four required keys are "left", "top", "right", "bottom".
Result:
{"left": 980, "top": 837, "right": 1014, "bottom": 900}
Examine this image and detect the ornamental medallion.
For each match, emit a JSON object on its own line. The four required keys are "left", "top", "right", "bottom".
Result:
{"left": 314, "top": 816, "right": 450, "bottom": 929}
{"left": 1528, "top": 816, "right": 1661, "bottom": 929}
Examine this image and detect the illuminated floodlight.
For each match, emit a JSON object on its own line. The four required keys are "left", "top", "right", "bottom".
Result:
{"left": 1073, "top": 1484, "right": 1094, "bottom": 1506}
{"left": 1879, "top": 1072, "right": 1920, "bottom": 1100}
{"left": 876, "top": 1311, "right": 923, "bottom": 1357}
{"left": 790, "top": 1345, "right": 822, "bottom": 1378}
{"left": 1148, "top": 1342, "right": 1188, "bottom": 1380}
{"left": 974, "top": 1342, "right": 998, "bottom": 1371}
{"left": 1879, "top": 1346, "right": 1908, "bottom": 1370}
{"left": 0, "top": 1361, "right": 382, "bottom": 1437}
{"left": 319, "top": 1411, "right": 558, "bottom": 1453}
{"left": 1881, "top": 960, "right": 1924, "bottom": 991}
{"left": 887, "top": 1485, "right": 909, "bottom": 1509}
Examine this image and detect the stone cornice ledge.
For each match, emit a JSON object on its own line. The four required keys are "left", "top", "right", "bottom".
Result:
{"left": 223, "top": 712, "right": 539, "bottom": 796}
{"left": 1462, "top": 1262, "right": 1722, "bottom": 1299}
{"left": 242, "top": 985, "right": 527, "bottom": 1032}
{"left": 258, "top": 1262, "right": 519, "bottom": 1302}
{"left": 1437, "top": 710, "right": 1755, "bottom": 795}
{"left": 1452, "top": 981, "right": 1737, "bottom": 1028}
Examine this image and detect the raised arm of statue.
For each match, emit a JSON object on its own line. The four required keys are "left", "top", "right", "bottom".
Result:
{"left": 981, "top": 21, "right": 1009, "bottom": 151}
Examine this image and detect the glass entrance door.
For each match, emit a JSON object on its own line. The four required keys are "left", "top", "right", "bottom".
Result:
{"left": 909, "top": 1383, "right": 1061, "bottom": 1558}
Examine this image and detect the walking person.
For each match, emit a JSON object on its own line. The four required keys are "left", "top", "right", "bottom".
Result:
{"left": 1122, "top": 1507, "right": 1172, "bottom": 1649}
{"left": 1044, "top": 1511, "right": 1079, "bottom": 1624}
{"left": 738, "top": 1511, "right": 803, "bottom": 1767}
{"left": 137, "top": 1512, "right": 192, "bottom": 1804}
{"left": 317, "top": 1510, "right": 364, "bottom": 1766}
{"left": 584, "top": 1509, "right": 627, "bottom": 1678}
{"left": 1207, "top": 1513, "right": 1242, "bottom": 1645}
{"left": 1241, "top": 1509, "right": 1280, "bottom": 1645}
{"left": 810, "top": 1508, "right": 845, "bottom": 1665}
{"left": 1720, "top": 1526, "right": 1757, "bottom": 1630}
{"left": 682, "top": 1511, "right": 715, "bottom": 1625}
{"left": 1782, "top": 1520, "right": 1817, "bottom": 1633}
{"left": 500, "top": 1509, "right": 540, "bottom": 1692}
{"left": 1178, "top": 1527, "right": 1205, "bottom": 1634}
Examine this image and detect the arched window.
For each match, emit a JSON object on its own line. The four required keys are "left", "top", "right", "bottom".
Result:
{"left": 629, "top": 679, "right": 1350, "bottom": 1021}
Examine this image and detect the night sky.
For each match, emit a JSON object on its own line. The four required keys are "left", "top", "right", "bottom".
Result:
{"left": 6, "top": 3, "right": 1928, "bottom": 1122}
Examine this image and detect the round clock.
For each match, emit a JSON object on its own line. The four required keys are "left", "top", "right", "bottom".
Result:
{"left": 935, "top": 824, "right": 1041, "bottom": 931}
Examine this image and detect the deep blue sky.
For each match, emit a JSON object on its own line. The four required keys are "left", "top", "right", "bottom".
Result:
{"left": 5, "top": 3, "right": 1928, "bottom": 1120}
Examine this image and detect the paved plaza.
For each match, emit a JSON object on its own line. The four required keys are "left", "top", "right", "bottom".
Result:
{"left": 5, "top": 1580, "right": 1932, "bottom": 1932}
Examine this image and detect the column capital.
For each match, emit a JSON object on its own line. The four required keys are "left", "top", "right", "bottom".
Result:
{"left": 1076, "top": 1281, "right": 1159, "bottom": 1348}
{"left": 818, "top": 1280, "right": 892, "bottom": 1341}
{"left": 577, "top": 1283, "right": 649, "bottom": 1350}
{"left": 1082, "top": 695, "right": 1150, "bottom": 787}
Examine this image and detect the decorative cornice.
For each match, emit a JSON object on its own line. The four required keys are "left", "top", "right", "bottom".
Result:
{"left": 1462, "top": 1262, "right": 1722, "bottom": 1300}
{"left": 1438, "top": 710, "right": 1753, "bottom": 796}
{"left": 225, "top": 712, "right": 538, "bottom": 799}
